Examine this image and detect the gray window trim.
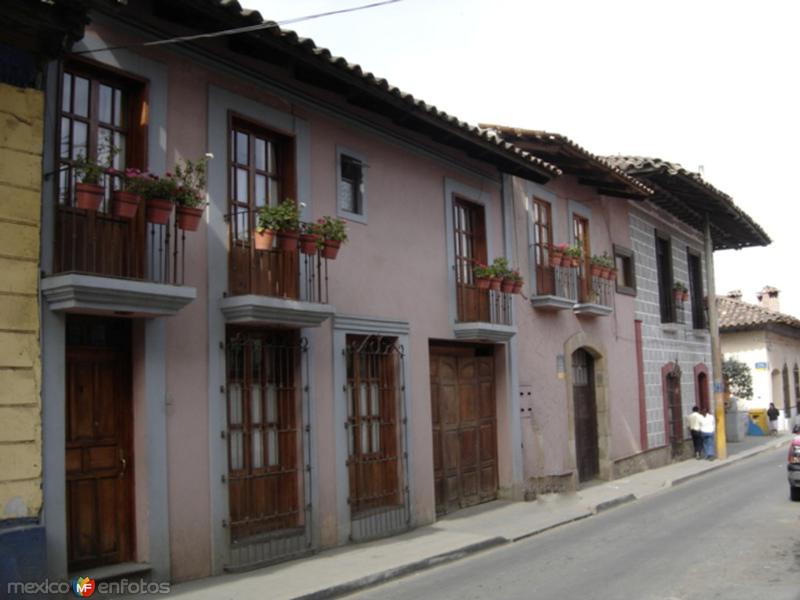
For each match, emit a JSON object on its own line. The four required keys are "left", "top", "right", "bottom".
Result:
{"left": 613, "top": 243, "right": 637, "bottom": 296}
{"left": 336, "top": 145, "right": 368, "bottom": 224}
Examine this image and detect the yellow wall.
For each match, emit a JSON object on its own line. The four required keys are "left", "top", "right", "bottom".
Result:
{"left": 0, "top": 82, "right": 43, "bottom": 520}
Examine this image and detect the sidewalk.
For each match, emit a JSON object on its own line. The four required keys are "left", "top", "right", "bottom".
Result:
{"left": 149, "top": 435, "right": 789, "bottom": 600}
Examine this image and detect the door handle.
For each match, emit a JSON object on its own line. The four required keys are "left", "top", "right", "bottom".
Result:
{"left": 119, "top": 449, "right": 127, "bottom": 477}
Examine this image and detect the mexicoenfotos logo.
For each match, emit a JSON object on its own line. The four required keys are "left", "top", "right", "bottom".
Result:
{"left": 72, "top": 576, "right": 97, "bottom": 597}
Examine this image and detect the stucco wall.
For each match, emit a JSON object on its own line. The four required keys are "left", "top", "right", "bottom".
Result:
{"left": 722, "top": 329, "right": 800, "bottom": 412}
{"left": 630, "top": 204, "right": 711, "bottom": 449}
{"left": 0, "top": 82, "right": 43, "bottom": 521}
{"left": 510, "top": 174, "right": 640, "bottom": 483}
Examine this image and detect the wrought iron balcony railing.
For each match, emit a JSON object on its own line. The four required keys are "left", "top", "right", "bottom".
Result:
{"left": 455, "top": 282, "right": 513, "bottom": 326}
{"left": 54, "top": 204, "right": 190, "bottom": 285}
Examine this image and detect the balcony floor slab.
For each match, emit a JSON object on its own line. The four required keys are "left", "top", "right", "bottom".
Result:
{"left": 573, "top": 303, "right": 613, "bottom": 317}
{"left": 221, "top": 294, "right": 335, "bottom": 328}
{"left": 531, "top": 295, "right": 576, "bottom": 311}
{"left": 41, "top": 273, "right": 196, "bottom": 317}
{"left": 453, "top": 322, "right": 516, "bottom": 343}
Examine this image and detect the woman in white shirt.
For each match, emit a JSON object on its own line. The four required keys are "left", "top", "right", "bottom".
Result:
{"left": 700, "top": 409, "right": 715, "bottom": 460}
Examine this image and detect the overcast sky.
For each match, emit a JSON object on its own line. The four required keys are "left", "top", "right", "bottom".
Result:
{"left": 245, "top": 0, "right": 799, "bottom": 316}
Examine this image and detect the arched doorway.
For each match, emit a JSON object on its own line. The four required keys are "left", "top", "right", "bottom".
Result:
{"left": 666, "top": 372, "right": 683, "bottom": 458}
{"left": 694, "top": 364, "right": 710, "bottom": 413}
{"left": 572, "top": 348, "right": 599, "bottom": 482}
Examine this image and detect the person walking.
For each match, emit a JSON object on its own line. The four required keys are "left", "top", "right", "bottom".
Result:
{"left": 687, "top": 406, "right": 704, "bottom": 459}
{"left": 767, "top": 402, "right": 780, "bottom": 435}
{"left": 700, "top": 408, "right": 716, "bottom": 460}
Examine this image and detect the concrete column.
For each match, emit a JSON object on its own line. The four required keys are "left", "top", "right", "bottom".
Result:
{"left": 704, "top": 215, "right": 727, "bottom": 459}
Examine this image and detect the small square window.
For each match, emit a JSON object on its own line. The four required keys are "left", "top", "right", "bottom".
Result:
{"left": 337, "top": 149, "right": 366, "bottom": 222}
{"left": 613, "top": 244, "right": 636, "bottom": 296}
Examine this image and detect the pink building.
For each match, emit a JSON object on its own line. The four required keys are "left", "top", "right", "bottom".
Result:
{"left": 23, "top": 0, "right": 769, "bottom": 589}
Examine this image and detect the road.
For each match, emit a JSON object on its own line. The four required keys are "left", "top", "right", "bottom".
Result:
{"left": 348, "top": 447, "right": 800, "bottom": 600}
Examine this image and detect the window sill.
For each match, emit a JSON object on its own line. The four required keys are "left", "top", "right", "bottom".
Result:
{"left": 337, "top": 209, "right": 367, "bottom": 225}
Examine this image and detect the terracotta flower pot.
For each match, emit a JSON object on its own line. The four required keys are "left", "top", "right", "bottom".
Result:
{"left": 254, "top": 229, "right": 275, "bottom": 250}
{"left": 570, "top": 257, "right": 581, "bottom": 268}
{"left": 607, "top": 269, "right": 617, "bottom": 280}
{"left": 590, "top": 264, "right": 603, "bottom": 278}
{"left": 489, "top": 277, "right": 502, "bottom": 291}
{"left": 146, "top": 197, "right": 173, "bottom": 225}
{"left": 176, "top": 205, "right": 204, "bottom": 231}
{"left": 277, "top": 230, "right": 299, "bottom": 251}
{"left": 299, "top": 233, "right": 319, "bottom": 255}
{"left": 513, "top": 281, "right": 523, "bottom": 294}
{"left": 321, "top": 239, "right": 341, "bottom": 260}
{"left": 682, "top": 291, "right": 689, "bottom": 302}
{"left": 75, "top": 182, "right": 104, "bottom": 211}
{"left": 501, "top": 278, "right": 515, "bottom": 293}
{"left": 550, "top": 252, "right": 564, "bottom": 268}
{"left": 475, "top": 277, "right": 491, "bottom": 290}
{"left": 112, "top": 190, "right": 140, "bottom": 219}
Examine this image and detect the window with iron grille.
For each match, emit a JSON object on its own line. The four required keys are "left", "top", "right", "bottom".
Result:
{"left": 655, "top": 232, "right": 674, "bottom": 323}
{"left": 687, "top": 250, "right": 706, "bottom": 329}
{"left": 346, "top": 336, "right": 402, "bottom": 515}
{"left": 226, "top": 329, "right": 302, "bottom": 541}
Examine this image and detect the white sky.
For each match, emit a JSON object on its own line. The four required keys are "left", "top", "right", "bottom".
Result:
{"left": 244, "top": 0, "right": 800, "bottom": 316}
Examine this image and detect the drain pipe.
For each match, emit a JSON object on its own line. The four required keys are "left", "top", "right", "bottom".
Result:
{"left": 704, "top": 213, "right": 727, "bottom": 459}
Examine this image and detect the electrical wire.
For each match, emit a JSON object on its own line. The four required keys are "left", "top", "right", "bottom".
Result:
{"left": 73, "top": 0, "right": 405, "bottom": 55}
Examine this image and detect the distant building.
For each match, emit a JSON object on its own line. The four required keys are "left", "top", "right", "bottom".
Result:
{"left": 719, "top": 288, "right": 800, "bottom": 430}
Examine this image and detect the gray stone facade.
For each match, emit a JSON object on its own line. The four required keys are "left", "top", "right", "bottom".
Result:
{"left": 630, "top": 204, "right": 712, "bottom": 450}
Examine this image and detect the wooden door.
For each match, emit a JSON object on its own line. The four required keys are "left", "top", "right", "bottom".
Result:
{"left": 65, "top": 317, "right": 132, "bottom": 571}
{"left": 572, "top": 349, "right": 599, "bottom": 483}
{"left": 430, "top": 347, "right": 497, "bottom": 515}
{"left": 666, "top": 373, "right": 683, "bottom": 458}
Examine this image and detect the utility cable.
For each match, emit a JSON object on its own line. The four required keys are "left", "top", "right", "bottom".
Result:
{"left": 74, "top": 0, "right": 404, "bottom": 55}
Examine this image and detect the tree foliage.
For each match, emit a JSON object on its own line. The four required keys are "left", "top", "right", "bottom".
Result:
{"left": 722, "top": 357, "right": 753, "bottom": 400}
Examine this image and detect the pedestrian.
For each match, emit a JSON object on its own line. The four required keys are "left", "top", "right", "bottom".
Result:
{"left": 700, "top": 408, "right": 716, "bottom": 460}
{"left": 767, "top": 402, "right": 780, "bottom": 435}
{"left": 687, "top": 405, "right": 704, "bottom": 459}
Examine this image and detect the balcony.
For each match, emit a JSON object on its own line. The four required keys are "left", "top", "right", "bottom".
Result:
{"left": 573, "top": 275, "right": 613, "bottom": 317}
{"left": 41, "top": 203, "right": 196, "bottom": 317}
{"left": 531, "top": 264, "right": 579, "bottom": 311}
{"left": 221, "top": 239, "right": 335, "bottom": 328}
{"left": 454, "top": 281, "right": 515, "bottom": 342}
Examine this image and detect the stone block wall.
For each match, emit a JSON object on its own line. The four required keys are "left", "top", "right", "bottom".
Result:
{"left": 630, "top": 205, "right": 712, "bottom": 450}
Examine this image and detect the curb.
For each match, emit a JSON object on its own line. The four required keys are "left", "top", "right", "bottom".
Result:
{"left": 670, "top": 438, "right": 789, "bottom": 487}
{"left": 593, "top": 493, "right": 636, "bottom": 513}
{"left": 291, "top": 537, "right": 508, "bottom": 600}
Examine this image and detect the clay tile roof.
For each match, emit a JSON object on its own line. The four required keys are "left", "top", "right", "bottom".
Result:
{"left": 605, "top": 156, "right": 770, "bottom": 250}
{"left": 480, "top": 125, "right": 653, "bottom": 200}
{"left": 717, "top": 295, "right": 800, "bottom": 331}
{"left": 176, "top": 0, "right": 561, "bottom": 182}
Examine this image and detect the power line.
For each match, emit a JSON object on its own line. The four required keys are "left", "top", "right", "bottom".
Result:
{"left": 74, "top": 0, "right": 404, "bottom": 55}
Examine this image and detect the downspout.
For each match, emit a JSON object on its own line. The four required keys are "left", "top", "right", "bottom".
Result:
{"left": 704, "top": 214, "right": 727, "bottom": 459}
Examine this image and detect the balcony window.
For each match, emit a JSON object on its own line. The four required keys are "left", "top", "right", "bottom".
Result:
{"left": 572, "top": 214, "right": 591, "bottom": 303}
{"left": 453, "top": 198, "right": 511, "bottom": 326}
{"left": 54, "top": 65, "right": 180, "bottom": 282}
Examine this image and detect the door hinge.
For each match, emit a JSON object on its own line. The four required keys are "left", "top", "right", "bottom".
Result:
{"left": 221, "top": 474, "right": 227, "bottom": 484}
{"left": 221, "top": 430, "right": 227, "bottom": 439}
{"left": 222, "top": 519, "right": 228, "bottom": 528}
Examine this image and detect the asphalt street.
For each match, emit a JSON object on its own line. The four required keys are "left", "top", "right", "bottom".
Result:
{"left": 348, "top": 447, "right": 800, "bottom": 600}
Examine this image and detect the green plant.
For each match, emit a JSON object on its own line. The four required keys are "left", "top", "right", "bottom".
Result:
{"left": 722, "top": 357, "right": 753, "bottom": 400}
{"left": 74, "top": 150, "right": 114, "bottom": 185}
{"left": 673, "top": 281, "right": 688, "bottom": 293}
{"left": 473, "top": 262, "right": 493, "bottom": 279}
{"left": 490, "top": 257, "right": 512, "bottom": 278}
{"left": 257, "top": 199, "right": 300, "bottom": 232}
{"left": 126, "top": 173, "right": 177, "bottom": 201}
{"left": 171, "top": 155, "right": 210, "bottom": 208}
{"left": 591, "top": 252, "right": 614, "bottom": 268}
{"left": 508, "top": 269, "right": 523, "bottom": 282}
{"left": 563, "top": 244, "right": 582, "bottom": 259}
{"left": 318, "top": 215, "right": 348, "bottom": 242}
